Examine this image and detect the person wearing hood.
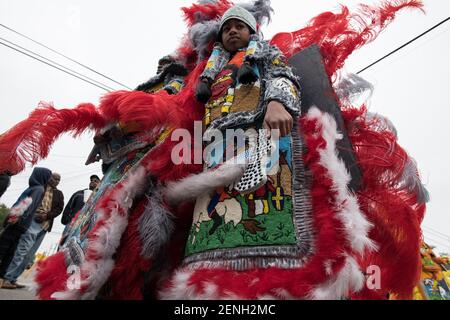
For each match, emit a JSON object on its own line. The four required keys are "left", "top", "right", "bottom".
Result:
{"left": 0, "top": 167, "right": 52, "bottom": 288}
{"left": 1, "top": 172, "right": 64, "bottom": 289}
{"left": 0, "top": 172, "right": 12, "bottom": 199}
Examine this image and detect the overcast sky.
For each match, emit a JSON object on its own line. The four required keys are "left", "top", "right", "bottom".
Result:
{"left": 1, "top": 0, "right": 449, "bottom": 256}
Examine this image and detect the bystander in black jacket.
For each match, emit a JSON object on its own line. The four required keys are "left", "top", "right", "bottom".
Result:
{"left": 0, "top": 173, "right": 11, "bottom": 198}
{"left": 61, "top": 189, "right": 86, "bottom": 225}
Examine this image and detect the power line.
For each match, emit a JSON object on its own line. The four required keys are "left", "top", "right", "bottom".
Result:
{"left": 358, "top": 16, "right": 450, "bottom": 74}
{"left": 0, "top": 23, "right": 132, "bottom": 90}
{"left": 0, "top": 40, "right": 111, "bottom": 92}
{"left": 0, "top": 37, "right": 116, "bottom": 91}
{"left": 423, "top": 226, "right": 449, "bottom": 238}
{"left": 423, "top": 238, "right": 450, "bottom": 251}
{"left": 424, "top": 226, "right": 450, "bottom": 238}
{"left": 423, "top": 231, "right": 450, "bottom": 243}
{"left": 423, "top": 230, "right": 450, "bottom": 244}
{"left": 423, "top": 234, "right": 450, "bottom": 251}
{"left": 51, "top": 154, "right": 88, "bottom": 159}
{"left": 423, "top": 226, "right": 450, "bottom": 240}
{"left": 424, "top": 241, "right": 450, "bottom": 253}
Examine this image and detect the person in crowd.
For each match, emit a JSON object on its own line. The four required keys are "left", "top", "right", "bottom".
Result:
{"left": 1, "top": 172, "right": 63, "bottom": 289}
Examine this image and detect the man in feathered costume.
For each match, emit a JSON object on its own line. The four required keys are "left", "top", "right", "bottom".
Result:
{"left": 0, "top": 0, "right": 429, "bottom": 300}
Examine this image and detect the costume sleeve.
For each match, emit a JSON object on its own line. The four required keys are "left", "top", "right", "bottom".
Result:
{"left": 163, "top": 76, "right": 185, "bottom": 95}
{"left": 4, "top": 189, "right": 30, "bottom": 226}
{"left": 263, "top": 46, "right": 301, "bottom": 117}
{"left": 19, "top": 188, "right": 44, "bottom": 224}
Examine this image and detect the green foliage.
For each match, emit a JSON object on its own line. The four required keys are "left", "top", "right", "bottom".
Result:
{"left": 0, "top": 203, "right": 10, "bottom": 231}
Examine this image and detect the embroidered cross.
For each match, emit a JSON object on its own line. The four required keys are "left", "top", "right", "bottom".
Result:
{"left": 272, "top": 187, "right": 284, "bottom": 211}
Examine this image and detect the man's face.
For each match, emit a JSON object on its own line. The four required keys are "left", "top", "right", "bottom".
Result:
{"left": 49, "top": 174, "right": 61, "bottom": 188}
{"left": 89, "top": 178, "right": 100, "bottom": 191}
{"left": 221, "top": 19, "right": 251, "bottom": 53}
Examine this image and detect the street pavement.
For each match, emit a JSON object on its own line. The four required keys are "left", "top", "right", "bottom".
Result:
{"left": 0, "top": 269, "right": 36, "bottom": 300}
{"left": 0, "top": 286, "right": 35, "bottom": 300}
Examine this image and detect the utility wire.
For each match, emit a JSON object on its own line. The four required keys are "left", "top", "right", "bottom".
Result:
{"left": 51, "top": 154, "right": 88, "bottom": 159}
{"left": 423, "top": 237, "right": 450, "bottom": 252}
{"left": 0, "top": 39, "right": 111, "bottom": 92}
{"left": 0, "top": 23, "right": 132, "bottom": 90}
{"left": 358, "top": 16, "right": 450, "bottom": 74}
{"left": 424, "top": 231, "right": 450, "bottom": 243}
{"left": 423, "top": 233, "right": 450, "bottom": 250}
{"left": 424, "top": 226, "right": 450, "bottom": 238}
{"left": 423, "top": 226, "right": 450, "bottom": 240}
{"left": 424, "top": 230, "right": 450, "bottom": 243}
{"left": 0, "top": 37, "right": 116, "bottom": 91}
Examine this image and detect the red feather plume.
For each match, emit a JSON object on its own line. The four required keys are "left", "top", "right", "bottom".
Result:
{"left": 271, "top": 0, "right": 424, "bottom": 80}
{"left": 182, "top": 0, "right": 232, "bottom": 26}
{"left": 0, "top": 102, "right": 104, "bottom": 174}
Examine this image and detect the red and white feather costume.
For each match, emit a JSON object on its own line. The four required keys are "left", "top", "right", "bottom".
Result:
{"left": 0, "top": 0, "right": 427, "bottom": 300}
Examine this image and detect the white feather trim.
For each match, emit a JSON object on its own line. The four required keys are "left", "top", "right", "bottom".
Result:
{"left": 158, "top": 270, "right": 199, "bottom": 300}
{"left": 165, "top": 162, "right": 246, "bottom": 205}
{"left": 310, "top": 255, "right": 365, "bottom": 300}
{"left": 306, "top": 107, "right": 377, "bottom": 255}
{"left": 51, "top": 166, "right": 149, "bottom": 300}
{"left": 157, "top": 107, "right": 378, "bottom": 301}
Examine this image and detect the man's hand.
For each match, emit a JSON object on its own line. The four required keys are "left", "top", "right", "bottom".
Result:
{"left": 263, "top": 100, "right": 293, "bottom": 137}
{"left": 34, "top": 213, "right": 48, "bottom": 223}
